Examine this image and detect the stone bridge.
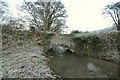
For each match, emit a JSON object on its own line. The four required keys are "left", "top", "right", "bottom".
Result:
{"left": 50, "top": 34, "right": 75, "bottom": 53}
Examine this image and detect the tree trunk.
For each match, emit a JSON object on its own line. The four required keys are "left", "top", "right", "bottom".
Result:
{"left": 117, "top": 22, "right": 120, "bottom": 52}
{"left": 117, "top": 21, "right": 120, "bottom": 31}
{"left": 117, "top": 24, "right": 120, "bottom": 80}
{"left": 118, "top": 32, "right": 120, "bottom": 52}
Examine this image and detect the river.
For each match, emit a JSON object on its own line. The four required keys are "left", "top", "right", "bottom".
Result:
{"left": 47, "top": 51, "right": 119, "bottom": 78}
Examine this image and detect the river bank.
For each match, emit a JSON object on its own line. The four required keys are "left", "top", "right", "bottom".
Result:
{"left": 72, "top": 31, "right": 120, "bottom": 63}
{"left": 1, "top": 31, "right": 56, "bottom": 78}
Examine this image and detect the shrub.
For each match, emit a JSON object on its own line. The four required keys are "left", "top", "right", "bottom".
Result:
{"left": 73, "top": 35, "right": 102, "bottom": 56}
{"left": 2, "top": 24, "right": 14, "bottom": 34}
{"left": 71, "top": 30, "right": 82, "bottom": 34}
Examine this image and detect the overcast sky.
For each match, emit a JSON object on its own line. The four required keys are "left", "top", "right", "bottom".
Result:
{"left": 6, "top": 0, "right": 119, "bottom": 33}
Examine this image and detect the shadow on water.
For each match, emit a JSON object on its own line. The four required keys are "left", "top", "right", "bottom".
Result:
{"left": 47, "top": 50, "right": 119, "bottom": 78}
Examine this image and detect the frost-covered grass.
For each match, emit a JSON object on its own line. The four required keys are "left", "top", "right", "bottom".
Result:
{"left": 1, "top": 31, "right": 56, "bottom": 78}
{"left": 1, "top": 43, "right": 55, "bottom": 78}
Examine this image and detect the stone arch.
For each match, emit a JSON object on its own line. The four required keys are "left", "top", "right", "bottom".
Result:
{"left": 51, "top": 44, "right": 74, "bottom": 54}
{"left": 49, "top": 34, "right": 75, "bottom": 54}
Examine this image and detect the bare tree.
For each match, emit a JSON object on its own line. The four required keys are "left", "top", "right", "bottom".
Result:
{"left": 103, "top": 1, "right": 120, "bottom": 31}
{"left": 103, "top": 1, "right": 120, "bottom": 52}
{"left": 20, "top": 0, "right": 67, "bottom": 33}
{"left": 0, "top": 0, "right": 8, "bottom": 22}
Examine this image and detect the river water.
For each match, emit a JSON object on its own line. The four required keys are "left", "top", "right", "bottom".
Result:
{"left": 47, "top": 51, "right": 119, "bottom": 78}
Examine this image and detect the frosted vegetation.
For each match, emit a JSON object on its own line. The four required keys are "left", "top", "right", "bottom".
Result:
{"left": 0, "top": 0, "right": 120, "bottom": 79}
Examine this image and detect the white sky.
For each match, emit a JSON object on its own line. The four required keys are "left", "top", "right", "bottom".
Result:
{"left": 6, "top": 0, "right": 120, "bottom": 33}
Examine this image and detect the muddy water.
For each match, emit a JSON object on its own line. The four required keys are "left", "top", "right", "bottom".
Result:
{"left": 47, "top": 51, "right": 119, "bottom": 78}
